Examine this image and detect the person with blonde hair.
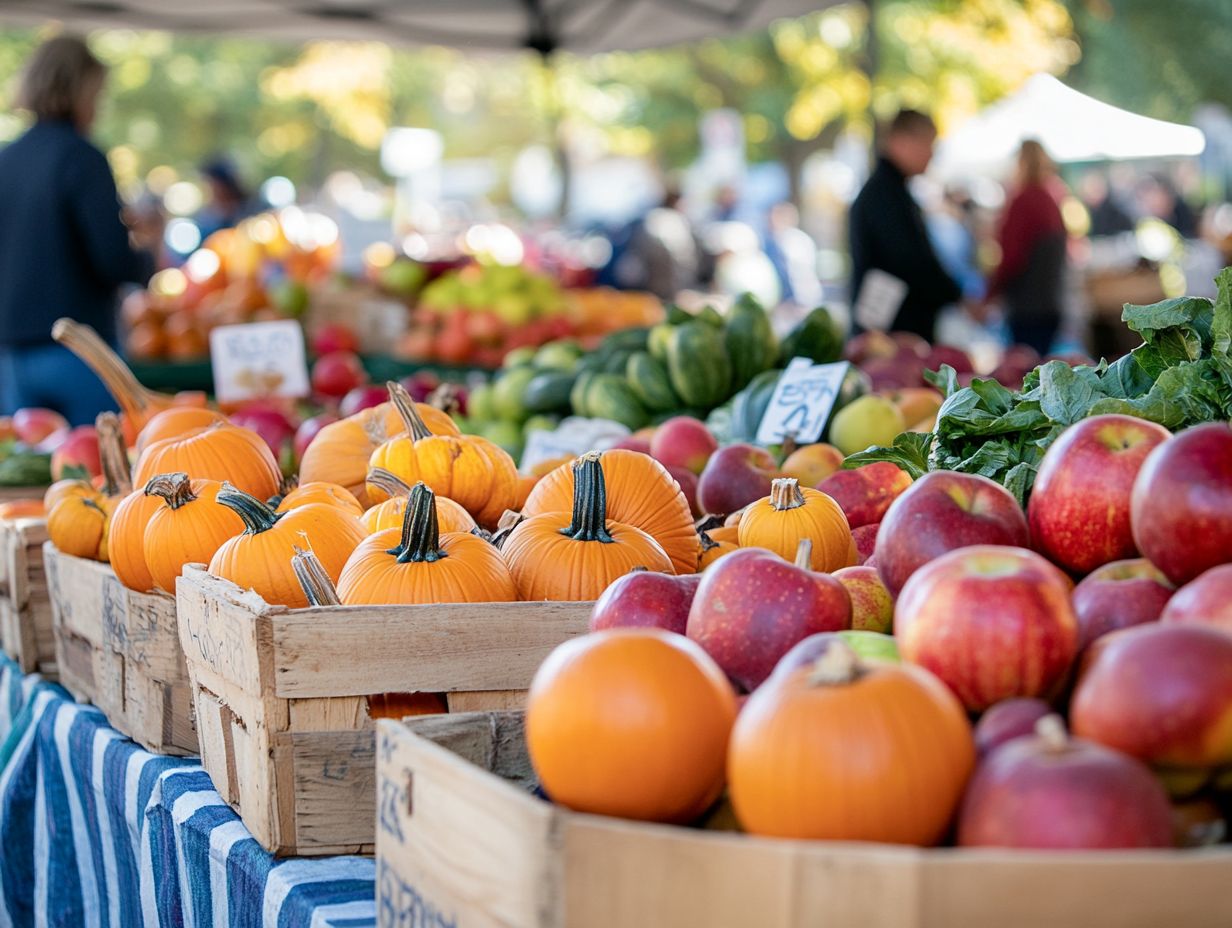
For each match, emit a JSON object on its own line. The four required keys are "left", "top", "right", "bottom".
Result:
{"left": 984, "top": 139, "right": 1068, "bottom": 353}
{"left": 0, "top": 34, "right": 158, "bottom": 423}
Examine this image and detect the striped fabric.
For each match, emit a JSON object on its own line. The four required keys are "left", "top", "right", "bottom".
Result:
{"left": 0, "top": 657, "right": 376, "bottom": 928}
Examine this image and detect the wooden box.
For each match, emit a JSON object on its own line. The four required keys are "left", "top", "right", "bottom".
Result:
{"left": 376, "top": 711, "right": 1232, "bottom": 928}
{"left": 0, "top": 485, "right": 48, "bottom": 504}
{"left": 0, "top": 518, "right": 55, "bottom": 676}
{"left": 174, "top": 565, "right": 591, "bottom": 857}
{"left": 43, "top": 542, "right": 196, "bottom": 755}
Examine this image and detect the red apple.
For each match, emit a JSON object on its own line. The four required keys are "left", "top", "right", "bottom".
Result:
{"left": 696, "top": 444, "right": 777, "bottom": 517}
{"left": 1160, "top": 564, "right": 1232, "bottom": 634}
{"left": 843, "top": 330, "right": 897, "bottom": 364}
{"left": 925, "top": 344, "right": 974, "bottom": 375}
{"left": 888, "top": 330, "right": 931, "bottom": 359}
{"left": 311, "top": 350, "right": 367, "bottom": 399}
{"left": 1071, "top": 558, "right": 1173, "bottom": 650}
{"left": 12, "top": 407, "right": 69, "bottom": 446}
{"left": 1071, "top": 623, "right": 1232, "bottom": 770}
{"left": 875, "top": 471, "right": 1030, "bottom": 596}
{"left": 339, "top": 384, "right": 389, "bottom": 418}
{"left": 1028, "top": 414, "right": 1170, "bottom": 574}
{"left": 958, "top": 716, "right": 1173, "bottom": 849}
{"left": 771, "top": 629, "right": 900, "bottom": 678}
{"left": 780, "top": 443, "right": 843, "bottom": 487}
{"left": 229, "top": 405, "right": 296, "bottom": 458}
{"left": 816, "top": 462, "right": 912, "bottom": 529}
{"left": 859, "top": 356, "right": 922, "bottom": 392}
{"left": 666, "top": 465, "right": 700, "bottom": 518}
{"left": 974, "top": 698, "right": 1052, "bottom": 757}
{"left": 687, "top": 547, "right": 851, "bottom": 691}
{"left": 650, "top": 416, "right": 718, "bottom": 475}
{"left": 589, "top": 570, "right": 702, "bottom": 635}
{"left": 851, "top": 523, "right": 878, "bottom": 565}
{"left": 293, "top": 412, "right": 338, "bottom": 463}
{"left": 1131, "top": 422, "right": 1232, "bottom": 585}
{"left": 895, "top": 546, "right": 1078, "bottom": 712}
{"left": 833, "top": 566, "right": 892, "bottom": 633}
{"left": 311, "top": 323, "right": 359, "bottom": 356}
{"left": 610, "top": 436, "right": 652, "bottom": 455}
{"left": 400, "top": 371, "right": 441, "bottom": 403}
{"left": 50, "top": 425, "right": 101, "bottom": 481}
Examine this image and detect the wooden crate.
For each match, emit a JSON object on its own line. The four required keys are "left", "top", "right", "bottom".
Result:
{"left": 377, "top": 711, "right": 1232, "bottom": 928}
{"left": 43, "top": 542, "right": 196, "bottom": 755}
{"left": 174, "top": 565, "right": 591, "bottom": 858}
{"left": 0, "top": 485, "right": 48, "bottom": 504}
{"left": 0, "top": 518, "right": 55, "bottom": 676}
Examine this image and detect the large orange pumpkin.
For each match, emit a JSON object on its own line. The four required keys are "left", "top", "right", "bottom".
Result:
{"left": 109, "top": 489, "right": 163, "bottom": 592}
{"left": 526, "top": 628, "right": 737, "bottom": 823}
{"left": 142, "top": 473, "right": 246, "bottom": 593}
{"left": 298, "top": 397, "right": 458, "bottom": 507}
{"left": 337, "top": 482, "right": 516, "bottom": 605}
{"left": 471, "top": 435, "right": 520, "bottom": 530}
{"left": 522, "top": 449, "right": 694, "bottom": 575}
{"left": 276, "top": 481, "right": 363, "bottom": 517}
{"left": 361, "top": 468, "right": 475, "bottom": 535}
{"left": 502, "top": 453, "right": 673, "bottom": 601}
{"left": 738, "top": 477, "right": 854, "bottom": 572}
{"left": 728, "top": 640, "right": 975, "bottom": 845}
{"left": 134, "top": 422, "right": 281, "bottom": 500}
{"left": 135, "top": 406, "right": 228, "bottom": 454}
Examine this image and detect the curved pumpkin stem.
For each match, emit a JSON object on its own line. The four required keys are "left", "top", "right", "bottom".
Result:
{"left": 96, "top": 411, "right": 132, "bottom": 496}
{"left": 770, "top": 477, "right": 805, "bottom": 511}
{"left": 292, "top": 543, "right": 342, "bottom": 606}
{"left": 389, "top": 482, "right": 447, "bottom": 563}
{"left": 794, "top": 538, "right": 813, "bottom": 570}
{"left": 144, "top": 472, "right": 197, "bottom": 510}
{"left": 560, "top": 452, "right": 614, "bottom": 544}
{"left": 216, "top": 482, "right": 283, "bottom": 534}
{"left": 386, "top": 381, "right": 433, "bottom": 441}
{"left": 53, "top": 318, "right": 159, "bottom": 420}
{"left": 367, "top": 466, "right": 412, "bottom": 500}
{"left": 807, "top": 640, "right": 862, "bottom": 686}
{"left": 699, "top": 530, "right": 720, "bottom": 555}
{"left": 490, "top": 509, "right": 525, "bottom": 550}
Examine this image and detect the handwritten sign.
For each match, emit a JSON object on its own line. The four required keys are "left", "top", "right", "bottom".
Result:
{"left": 209, "top": 320, "right": 310, "bottom": 402}
{"left": 756, "top": 359, "right": 850, "bottom": 446}
{"left": 519, "top": 417, "right": 630, "bottom": 473}
{"left": 854, "top": 268, "right": 907, "bottom": 331}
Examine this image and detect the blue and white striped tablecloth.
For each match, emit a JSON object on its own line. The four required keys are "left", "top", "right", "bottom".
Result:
{"left": 0, "top": 656, "right": 377, "bottom": 928}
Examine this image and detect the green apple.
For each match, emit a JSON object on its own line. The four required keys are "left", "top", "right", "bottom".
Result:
{"left": 466, "top": 382, "right": 497, "bottom": 424}
{"left": 827, "top": 394, "right": 906, "bottom": 455}
{"left": 491, "top": 367, "right": 537, "bottom": 423}
{"left": 837, "top": 630, "right": 900, "bottom": 663}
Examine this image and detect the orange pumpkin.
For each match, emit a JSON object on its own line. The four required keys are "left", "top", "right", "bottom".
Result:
{"left": 471, "top": 435, "right": 520, "bottom": 530}
{"left": 142, "top": 474, "right": 246, "bottom": 593}
{"left": 513, "top": 474, "right": 537, "bottom": 512}
{"left": 728, "top": 640, "right": 975, "bottom": 845}
{"left": 109, "top": 489, "right": 163, "bottom": 592}
{"left": 209, "top": 485, "right": 366, "bottom": 608}
{"left": 43, "top": 478, "right": 96, "bottom": 512}
{"left": 502, "top": 453, "right": 673, "bottom": 601}
{"left": 0, "top": 500, "right": 45, "bottom": 520}
{"left": 366, "top": 384, "right": 492, "bottom": 514}
{"left": 522, "top": 449, "right": 695, "bottom": 575}
{"left": 705, "top": 524, "right": 739, "bottom": 545}
{"left": 697, "top": 530, "right": 738, "bottom": 570}
{"left": 526, "top": 628, "right": 737, "bottom": 823}
{"left": 338, "top": 482, "right": 516, "bottom": 605}
{"left": 47, "top": 493, "right": 115, "bottom": 560}
{"left": 361, "top": 468, "right": 475, "bottom": 535}
{"left": 135, "top": 407, "right": 228, "bottom": 454}
{"left": 367, "top": 692, "right": 449, "bottom": 720}
{"left": 133, "top": 422, "right": 281, "bottom": 500}
{"left": 738, "top": 477, "right": 854, "bottom": 572}
{"left": 276, "top": 481, "right": 364, "bottom": 516}
{"left": 298, "top": 397, "right": 458, "bottom": 507}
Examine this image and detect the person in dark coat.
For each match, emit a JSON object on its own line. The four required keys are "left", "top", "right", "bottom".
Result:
{"left": 848, "top": 110, "right": 960, "bottom": 339}
{"left": 0, "top": 35, "right": 158, "bottom": 424}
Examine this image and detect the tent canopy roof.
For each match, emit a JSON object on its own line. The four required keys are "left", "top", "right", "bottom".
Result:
{"left": 1, "top": 0, "right": 823, "bottom": 53}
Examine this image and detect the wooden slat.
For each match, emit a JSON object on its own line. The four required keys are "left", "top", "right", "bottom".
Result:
{"left": 176, "top": 567, "right": 274, "bottom": 695}
{"left": 285, "top": 728, "right": 377, "bottom": 852}
{"left": 446, "top": 690, "right": 527, "bottom": 713}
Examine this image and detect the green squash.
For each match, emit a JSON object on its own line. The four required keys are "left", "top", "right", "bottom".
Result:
{"left": 778, "top": 306, "right": 844, "bottom": 365}
{"left": 666, "top": 321, "right": 732, "bottom": 409}
{"left": 575, "top": 373, "right": 649, "bottom": 430}
{"left": 724, "top": 293, "right": 778, "bottom": 391}
{"left": 522, "top": 370, "right": 577, "bottom": 415}
{"left": 625, "top": 352, "right": 679, "bottom": 412}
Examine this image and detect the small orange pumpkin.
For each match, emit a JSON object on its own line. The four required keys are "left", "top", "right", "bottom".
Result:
{"left": 697, "top": 530, "right": 738, "bottom": 570}
{"left": 360, "top": 468, "right": 475, "bottom": 535}
{"left": 738, "top": 477, "right": 854, "bottom": 572}
{"left": 728, "top": 640, "right": 975, "bottom": 845}
{"left": 502, "top": 452, "right": 673, "bottom": 601}
{"left": 142, "top": 473, "right": 246, "bottom": 593}
{"left": 47, "top": 493, "right": 115, "bottom": 560}
{"left": 44, "top": 478, "right": 96, "bottom": 512}
{"left": 338, "top": 482, "right": 517, "bottom": 606}
{"left": 134, "top": 422, "right": 281, "bottom": 500}
{"left": 276, "top": 481, "right": 364, "bottom": 517}
{"left": 109, "top": 489, "right": 163, "bottom": 592}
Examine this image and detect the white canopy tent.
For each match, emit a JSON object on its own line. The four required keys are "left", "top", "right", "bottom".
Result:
{"left": 0, "top": 0, "right": 825, "bottom": 53}
{"left": 933, "top": 73, "right": 1206, "bottom": 177}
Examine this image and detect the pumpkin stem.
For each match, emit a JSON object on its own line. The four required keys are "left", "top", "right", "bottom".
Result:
{"left": 95, "top": 411, "right": 132, "bottom": 497}
{"left": 699, "top": 530, "right": 720, "bottom": 555}
{"left": 216, "top": 482, "right": 283, "bottom": 534}
{"left": 1035, "top": 715, "right": 1069, "bottom": 753}
{"left": 560, "top": 452, "right": 614, "bottom": 544}
{"left": 367, "top": 466, "right": 412, "bottom": 499}
{"left": 695, "top": 514, "right": 726, "bottom": 533}
{"left": 52, "top": 317, "right": 157, "bottom": 418}
{"left": 490, "top": 509, "right": 525, "bottom": 549}
{"left": 806, "top": 640, "right": 862, "bottom": 686}
{"left": 426, "top": 382, "right": 464, "bottom": 417}
{"left": 389, "top": 482, "right": 448, "bottom": 563}
{"left": 144, "top": 472, "right": 197, "bottom": 509}
{"left": 793, "top": 538, "right": 813, "bottom": 570}
{"left": 386, "top": 380, "right": 433, "bottom": 441}
{"left": 291, "top": 543, "right": 341, "bottom": 606}
{"left": 770, "top": 477, "right": 806, "bottom": 511}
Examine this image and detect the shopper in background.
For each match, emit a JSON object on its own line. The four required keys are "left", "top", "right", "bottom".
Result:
{"left": 984, "top": 140, "right": 1067, "bottom": 354}
{"left": 847, "top": 109, "right": 961, "bottom": 339}
{"left": 1078, "top": 171, "right": 1135, "bottom": 238}
{"left": 195, "top": 157, "right": 256, "bottom": 239}
{"left": 764, "top": 201, "right": 822, "bottom": 307}
{"left": 0, "top": 35, "right": 158, "bottom": 424}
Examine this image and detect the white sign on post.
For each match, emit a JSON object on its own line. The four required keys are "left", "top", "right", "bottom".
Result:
{"left": 854, "top": 268, "right": 907, "bottom": 331}
{"left": 755, "top": 359, "right": 850, "bottom": 446}
{"left": 209, "top": 320, "right": 311, "bottom": 402}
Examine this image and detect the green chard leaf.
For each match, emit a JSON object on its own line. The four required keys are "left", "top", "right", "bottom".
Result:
{"left": 922, "top": 364, "right": 961, "bottom": 397}
{"left": 1212, "top": 267, "right": 1232, "bottom": 358}
{"left": 842, "top": 431, "right": 933, "bottom": 480}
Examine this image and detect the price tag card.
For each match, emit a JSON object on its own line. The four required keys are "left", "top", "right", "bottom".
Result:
{"left": 854, "top": 268, "right": 907, "bottom": 331}
{"left": 210, "top": 320, "right": 310, "bottom": 402}
{"left": 520, "top": 417, "right": 631, "bottom": 473}
{"left": 755, "top": 359, "right": 850, "bottom": 446}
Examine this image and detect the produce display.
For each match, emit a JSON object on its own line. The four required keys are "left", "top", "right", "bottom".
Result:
{"left": 0, "top": 406, "right": 100, "bottom": 489}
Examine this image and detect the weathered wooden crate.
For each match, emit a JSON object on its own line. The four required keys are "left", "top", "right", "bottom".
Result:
{"left": 43, "top": 542, "right": 196, "bottom": 755}
{"left": 376, "top": 711, "right": 1232, "bottom": 928}
{"left": 0, "top": 518, "right": 55, "bottom": 676}
{"left": 0, "top": 485, "right": 48, "bottom": 504}
{"left": 174, "top": 565, "right": 591, "bottom": 858}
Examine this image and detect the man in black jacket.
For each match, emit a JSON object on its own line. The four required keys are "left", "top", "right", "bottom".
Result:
{"left": 848, "top": 110, "right": 960, "bottom": 339}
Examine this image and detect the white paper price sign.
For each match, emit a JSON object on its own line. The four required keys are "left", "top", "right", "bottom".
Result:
{"left": 520, "top": 417, "right": 631, "bottom": 473}
{"left": 755, "top": 359, "right": 850, "bottom": 446}
{"left": 209, "top": 320, "right": 310, "bottom": 402}
{"left": 854, "top": 268, "right": 907, "bottom": 331}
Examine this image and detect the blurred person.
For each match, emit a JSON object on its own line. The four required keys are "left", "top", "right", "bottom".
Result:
{"left": 763, "top": 202, "right": 822, "bottom": 307}
{"left": 0, "top": 35, "right": 157, "bottom": 424}
{"left": 1078, "top": 171, "right": 1135, "bottom": 237}
{"left": 608, "top": 190, "right": 703, "bottom": 299}
{"left": 848, "top": 109, "right": 961, "bottom": 338}
{"left": 712, "top": 185, "right": 740, "bottom": 223}
{"left": 1137, "top": 173, "right": 1199, "bottom": 239}
{"left": 195, "top": 157, "right": 255, "bottom": 239}
{"left": 984, "top": 140, "right": 1067, "bottom": 354}
{"left": 927, "top": 184, "right": 985, "bottom": 302}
